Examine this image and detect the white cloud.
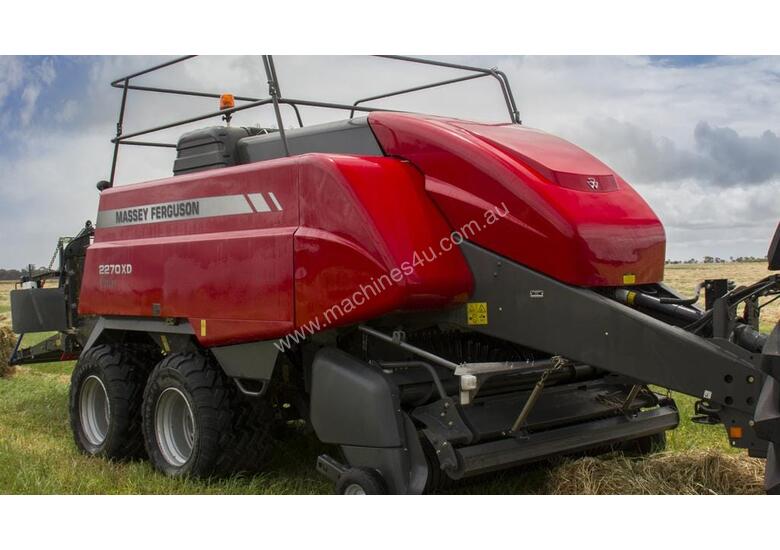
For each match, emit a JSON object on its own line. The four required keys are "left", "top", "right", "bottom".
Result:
{"left": 0, "top": 57, "right": 24, "bottom": 105}
{"left": 562, "top": 117, "right": 780, "bottom": 186}
{"left": 19, "top": 85, "right": 41, "bottom": 126}
{"left": 55, "top": 99, "right": 79, "bottom": 123}
{"left": 636, "top": 180, "right": 780, "bottom": 260}
{"left": 35, "top": 58, "right": 56, "bottom": 85}
{"left": 0, "top": 56, "right": 58, "bottom": 130}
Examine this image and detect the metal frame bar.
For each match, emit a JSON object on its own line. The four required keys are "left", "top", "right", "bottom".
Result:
{"left": 113, "top": 98, "right": 274, "bottom": 142}
{"left": 349, "top": 72, "right": 489, "bottom": 118}
{"left": 114, "top": 84, "right": 306, "bottom": 128}
{"left": 109, "top": 55, "right": 196, "bottom": 87}
{"left": 687, "top": 274, "right": 780, "bottom": 335}
{"left": 375, "top": 55, "right": 520, "bottom": 124}
{"left": 105, "top": 55, "right": 521, "bottom": 187}
{"left": 358, "top": 325, "right": 460, "bottom": 371}
{"left": 108, "top": 78, "right": 129, "bottom": 185}
{"left": 262, "top": 55, "right": 289, "bottom": 157}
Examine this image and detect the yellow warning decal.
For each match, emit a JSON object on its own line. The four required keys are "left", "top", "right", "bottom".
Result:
{"left": 467, "top": 302, "right": 488, "bottom": 325}
{"left": 200, "top": 319, "right": 207, "bottom": 337}
{"left": 623, "top": 273, "right": 637, "bottom": 285}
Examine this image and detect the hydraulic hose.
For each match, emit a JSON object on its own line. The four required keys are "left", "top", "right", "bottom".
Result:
{"left": 615, "top": 288, "right": 768, "bottom": 352}
{"left": 614, "top": 288, "right": 702, "bottom": 323}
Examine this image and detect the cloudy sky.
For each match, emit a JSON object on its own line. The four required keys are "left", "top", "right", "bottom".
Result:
{"left": 0, "top": 55, "right": 779, "bottom": 268}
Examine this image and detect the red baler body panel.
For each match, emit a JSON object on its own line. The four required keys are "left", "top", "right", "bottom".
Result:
{"left": 79, "top": 154, "right": 473, "bottom": 346}
{"left": 80, "top": 113, "right": 665, "bottom": 346}
{"left": 368, "top": 112, "right": 666, "bottom": 287}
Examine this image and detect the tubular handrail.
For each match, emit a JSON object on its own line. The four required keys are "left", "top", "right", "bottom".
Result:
{"left": 104, "top": 55, "right": 521, "bottom": 187}
{"left": 110, "top": 55, "right": 196, "bottom": 87}
{"left": 375, "top": 55, "right": 520, "bottom": 123}
{"left": 349, "top": 72, "right": 489, "bottom": 118}
{"left": 111, "top": 98, "right": 275, "bottom": 142}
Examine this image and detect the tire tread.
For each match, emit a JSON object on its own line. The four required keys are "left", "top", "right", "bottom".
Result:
{"left": 69, "top": 343, "right": 157, "bottom": 460}
{"left": 142, "top": 352, "right": 275, "bottom": 477}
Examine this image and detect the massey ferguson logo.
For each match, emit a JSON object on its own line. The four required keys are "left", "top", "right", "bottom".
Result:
{"left": 96, "top": 192, "right": 283, "bottom": 228}
{"left": 586, "top": 177, "right": 599, "bottom": 190}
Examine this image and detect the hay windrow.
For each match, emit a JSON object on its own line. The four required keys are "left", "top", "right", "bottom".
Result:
{"left": 1, "top": 326, "right": 17, "bottom": 378}
{"left": 546, "top": 449, "right": 765, "bottom": 495}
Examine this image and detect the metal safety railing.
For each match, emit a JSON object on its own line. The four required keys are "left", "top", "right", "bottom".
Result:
{"left": 106, "top": 55, "right": 521, "bottom": 187}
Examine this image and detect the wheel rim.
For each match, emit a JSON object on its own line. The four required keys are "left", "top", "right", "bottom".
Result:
{"left": 80, "top": 375, "right": 111, "bottom": 446}
{"left": 344, "top": 483, "right": 367, "bottom": 495}
{"left": 155, "top": 387, "right": 196, "bottom": 467}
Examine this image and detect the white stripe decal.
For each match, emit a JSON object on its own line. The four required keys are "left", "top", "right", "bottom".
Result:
{"left": 246, "top": 193, "right": 271, "bottom": 213}
{"left": 268, "top": 192, "right": 283, "bottom": 211}
{"left": 96, "top": 193, "right": 278, "bottom": 228}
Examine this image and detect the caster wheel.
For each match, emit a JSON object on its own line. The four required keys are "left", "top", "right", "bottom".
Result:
{"left": 335, "top": 468, "right": 387, "bottom": 495}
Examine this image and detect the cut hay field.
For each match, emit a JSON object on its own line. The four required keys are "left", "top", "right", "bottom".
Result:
{"left": 0, "top": 281, "right": 12, "bottom": 328}
{"left": 0, "top": 264, "right": 773, "bottom": 494}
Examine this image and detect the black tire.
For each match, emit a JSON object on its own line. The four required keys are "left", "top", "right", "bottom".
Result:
{"left": 335, "top": 468, "right": 387, "bottom": 495}
{"left": 69, "top": 344, "right": 155, "bottom": 460}
{"left": 142, "top": 352, "right": 275, "bottom": 478}
{"left": 623, "top": 431, "right": 667, "bottom": 456}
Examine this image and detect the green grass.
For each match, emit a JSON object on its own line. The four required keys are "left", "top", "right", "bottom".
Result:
{"left": 0, "top": 360, "right": 736, "bottom": 494}
{"left": 0, "top": 361, "right": 332, "bottom": 494}
{"left": 656, "top": 388, "right": 735, "bottom": 454}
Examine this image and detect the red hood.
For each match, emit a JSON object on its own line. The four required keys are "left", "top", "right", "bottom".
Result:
{"left": 368, "top": 112, "right": 665, "bottom": 287}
